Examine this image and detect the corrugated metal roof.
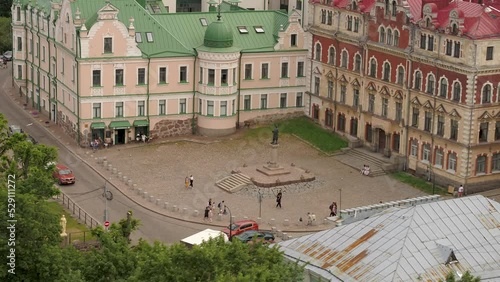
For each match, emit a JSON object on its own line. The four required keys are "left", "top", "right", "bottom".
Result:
{"left": 278, "top": 195, "right": 500, "bottom": 282}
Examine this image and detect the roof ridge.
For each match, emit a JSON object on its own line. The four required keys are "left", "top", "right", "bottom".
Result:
{"left": 387, "top": 207, "right": 417, "bottom": 281}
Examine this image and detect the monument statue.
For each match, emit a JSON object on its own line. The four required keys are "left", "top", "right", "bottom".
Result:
{"left": 60, "top": 215, "right": 67, "bottom": 236}
{"left": 271, "top": 125, "right": 279, "bottom": 145}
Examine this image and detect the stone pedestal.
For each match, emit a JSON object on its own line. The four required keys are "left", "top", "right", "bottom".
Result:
{"left": 258, "top": 144, "right": 290, "bottom": 176}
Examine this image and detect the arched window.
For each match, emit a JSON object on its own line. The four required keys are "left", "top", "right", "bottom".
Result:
{"left": 369, "top": 58, "right": 377, "bottom": 77}
{"left": 328, "top": 47, "right": 335, "bottom": 65}
{"left": 341, "top": 50, "right": 348, "bottom": 68}
{"left": 453, "top": 82, "right": 461, "bottom": 102}
{"left": 414, "top": 71, "right": 422, "bottom": 90}
{"left": 379, "top": 27, "right": 386, "bottom": 43}
{"left": 354, "top": 54, "right": 361, "bottom": 72}
{"left": 315, "top": 43, "right": 321, "bottom": 61}
{"left": 383, "top": 62, "right": 390, "bottom": 81}
{"left": 385, "top": 0, "right": 390, "bottom": 15}
{"left": 352, "top": 1, "right": 358, "bottom": 10}
{"left": 482, "top": 84, "right": 492, "bottom": 103}
{"left": 397, "top": 66, "right": 404, "bottom": 85}
{"left": 394, "top": 30, "right": 400, "bottom": 46}
{"left": 387, "top": 29, "right": 393, "bottom": 45}
{"left": 392, "top": 1, "right": 397, "bottom": 16}
{"left": 426, "top": 18, "right": 431, "bottom": 28}
{"left": 427, "top": 74, "right": 435, "bottom": 94}
{"left": 439, "top": 78, "right": 448, "bottom": 97}
{"left": 451, "top": 23, "right": 458, "bottom": 35}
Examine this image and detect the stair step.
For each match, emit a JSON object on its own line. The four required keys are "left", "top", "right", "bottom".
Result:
{"left": 347, "top": 151, "right": 386, "bottom": 166}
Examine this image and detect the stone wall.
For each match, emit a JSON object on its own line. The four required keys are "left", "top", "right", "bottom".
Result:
{"left": 244, "top": 111, "right": 305, "bottom": 126}
{"left": 56, "top": 110, "right": 78, "bottom": 143}
{"left": 150, "top": 118, "right": 193, "bottom": 139}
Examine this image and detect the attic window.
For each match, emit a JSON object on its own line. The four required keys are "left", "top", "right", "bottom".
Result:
{"left": 200, "top": 18, "right": 208, "bottom": 26}
{"left": 146, "top": 32, "right": 154, "bottom": 42}
{"left": 254, "top": 26, "right": 264, "bottom": 33}
{"left": 237, "top": 26, "right": 249, "bottom": 34}
{"left": 150, "top": 4, "right": 161, "bottom": 13}
{"left": 135, "top": 32, "right": 142, "bottom": 43}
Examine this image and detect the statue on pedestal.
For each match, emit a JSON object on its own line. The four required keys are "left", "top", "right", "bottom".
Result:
{"left": 60, "top": 215, "right": 67, "bottom": 236}
{"left": 271, "top": 125, "right": 279, "bottom": 145}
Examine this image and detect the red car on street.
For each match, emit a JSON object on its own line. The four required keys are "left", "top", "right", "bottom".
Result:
{"left": 222, "top": 220, "right": 259, "bottom": 238}
{"left": 53, "top": 164, "right": 76, "bottom": 185}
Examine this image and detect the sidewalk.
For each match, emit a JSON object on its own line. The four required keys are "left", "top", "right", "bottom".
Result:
{"left": 2, "top": 71, "right": 429, "bottom": 233}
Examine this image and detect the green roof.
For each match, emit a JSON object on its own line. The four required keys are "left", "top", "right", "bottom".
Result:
{"left": 133, "top": 120, "right": 149, "bottom": 127}
{"left": 204, "top": 18, "right": 234, "bottom": 48}
{"left": 109, "top": 121, "right": 131, "bottom": 129}
{"left": 90, "top": 122, "right": 106, "bottom": 129}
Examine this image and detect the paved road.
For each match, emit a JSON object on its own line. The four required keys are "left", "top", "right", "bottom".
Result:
{"left": 0, "top": 70, "right": 205, "bottom": 244}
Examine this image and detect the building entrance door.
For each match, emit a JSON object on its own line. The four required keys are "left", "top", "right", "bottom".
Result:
{"left": 378, "top": 129, "right": 386, "bottom": 152}
{"left": 115, "top": 129, "right": 126, "bottom": 144}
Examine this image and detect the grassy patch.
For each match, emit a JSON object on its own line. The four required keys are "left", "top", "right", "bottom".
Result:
{"left": 46, "top": 201, "right": 94, "bottom": 242}
{"left": 391, "top": 171, "right": 447, "bottom": 195}
{"left": 245, "top": 117, "right": 348, "bottom": 153}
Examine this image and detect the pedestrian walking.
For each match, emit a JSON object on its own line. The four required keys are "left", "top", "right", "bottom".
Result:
{"left": 185, "top": 176, "right": 189, "bottom": 189}
{"left": 208, "top": 198, "right": 212, "bottom": 207}
{"left": 208, "top": 207, "right": 213, "bottom": 222}
{"left": 329, "top": 202, "right": 337, "bottom": 217}
{"left": 189, "top": 175, "right": 194, "bottom": 188}
{"left": 204, "top": 205, "right": 210, "bottom": 222}
{"left": 458, "top": 185, "right": 464, "bottom": 197}
{"left": 218, "top": 200, "right": 225, "bottom": 215}
{"left": 275, "top": 190, "right": 282, "bottom": 208}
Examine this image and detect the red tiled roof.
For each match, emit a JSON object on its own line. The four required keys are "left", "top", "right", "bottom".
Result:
{"left": 408, "top": 0, "right": 423, "bottom": 20}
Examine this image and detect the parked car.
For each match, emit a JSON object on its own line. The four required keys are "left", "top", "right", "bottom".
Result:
{"left": 8, "top": 125, "right": 23, "bottom": 136}
{"left": 233, "top": 230, "right": 275, "bottom": 244}
{"left": 2, "top": 51, "right": 12, "bottom": 61}
{"left": 222, "top": 220, "right": 259, "bottom": 237}
{"left": 53, "top": 164, "right": 76, "bottom": 185}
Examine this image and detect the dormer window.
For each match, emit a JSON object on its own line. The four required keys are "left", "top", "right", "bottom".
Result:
{"left": 238, "top": 26, "right": 248, "bottom": 34}
{"left": 135, "top": 32, "right": 142, "bottom": 43}
{"left": 254, "top": 26, "right": 264, "bottom": 33}
{"left": 146, "top": 32, "right": 153, "bottom": 42}
{"left": 352, "top": 1, "right": 358, "bottom": 10}
{"left": 104, "top": 37, "right": 112, "bottom": 53}
{"left": 200, "top": 18, "right": 208, "bottom": 26}
{"left": 451, "top": 23, "right": 458, "bottom": 35}
{"left": 426, "top": 18, "right": 431, "bottom": 28}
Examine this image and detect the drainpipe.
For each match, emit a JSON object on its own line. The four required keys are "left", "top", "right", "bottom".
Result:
{"left": 147, "top": 55, "right": 151, "bottom": 135}
{"left": 75, "top": 29, "right": 81, "bottom": 145}
{"left": 236, "top": 52, "right": 242, "bottom": 128}
{"left": 191, "top": 55, "right": 197, "bottom": 134}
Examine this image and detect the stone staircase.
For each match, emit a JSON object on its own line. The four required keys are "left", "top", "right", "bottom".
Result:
{"left": 216, "top": 173, "right": 252, "bottom": 193}
{"left": 336, "top": 148, "right": 387, "bottom": 177}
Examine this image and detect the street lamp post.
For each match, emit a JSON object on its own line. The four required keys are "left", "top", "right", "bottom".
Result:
{"left": 338, "top": 188, "right": 342, "bottom": 218}
{"left": 225, "top": 205, "right": 232, "bottom": 241}
{"left": 257, "top": 190, "right": 263, "bottom": 218}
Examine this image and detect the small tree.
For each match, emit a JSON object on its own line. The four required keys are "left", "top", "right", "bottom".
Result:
{"left": 443, "top": 271, "right": 481, "bottom": 282}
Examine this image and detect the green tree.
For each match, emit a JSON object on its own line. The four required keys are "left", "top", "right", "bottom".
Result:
{"left": 444, "top": 271, "right": 481, "bottom": 282}
{"left": 0, "top": 17, "right": 12, "bottom": 52}
{"left": 0, "top": 0, "right": 12, "bottom": 18}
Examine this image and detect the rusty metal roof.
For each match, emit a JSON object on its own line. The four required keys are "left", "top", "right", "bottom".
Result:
{"left": 278, "top": 195, "right": 500, "bottom": 281}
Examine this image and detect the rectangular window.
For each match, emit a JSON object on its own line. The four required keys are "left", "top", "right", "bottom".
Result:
{"left": 220, "top": 101, "right": 227, "bottom": 116}
{"left": 36, "top": 42, "right": 39, "bottom": 57}
{"left": 353, "top": 89, "right": 359, "bottom": 107}
{"left": 314, "top": 77, "right": 320, "bottom": 95}
{"left": 291, "top": 34, "right": 297, "bottom": 46}
{"left": 453, "top": 41, "right": 460, "bottom": 58}
{"left": 450, "top": 120, "right": 458, "bottom": 141}
{"left": 428, "top": 35, "right": 434, "bottom": 51}
{"left": 261, "top": 63, "right": 269, "bottom": 79}
{"left": 436, "top": 149, "right": 443, "bottom": 167}
{"left": 446, "top": 40, "right": 452, "bottom": 56}
{"left": 260, "top": 94, "right": 267, "bottom": 109}
{"left": 17, "top": 65, "right": 22, "bottom": 79}
{"left": 327, "top": 81, "right": 333, "bottom": 99}
{"left": 135, "top": 33, "right": 142, "bottom": 43}
{"left": 179, "top": 66, "right": 187, "bottom": 82}
{"left": 16, "top": 7, "right": 20, "bottom": 21}
{"left": 495, "top": 121, "right": 500, "bottom": 140}
{"left": 281, "top": 62, "right": 289, "bottom": 78}
{"left": 296, "top": 92, "right": 303, "bottom": 107}
{"left": 424, "top": 111, "right": 432, "bottom": 132}
{"left": 221, "top": 69, "right": 228, "bottom": 84}
{"left": 354, "top": 18, "right": 359, "bottom": 32}
{"left": 448, "top": 153, "right": 457, "bottom": 172}
{"left": 347, "top": 16, "right": 352, "bottom": 31}
{"left": 138, "top": 68, "right": 146, "bottom": 85}
{"left": 486, "top": 46, "right": 494, "bottom": 61}
{"left": 159, "top": 67, "right": 167, "bottom": 83}
{"left": 420, "top": 34, "right": 426, "bottom": 49}
{"left": 437, "top": 115, "right": 445, "bottom": 136}
{"left": 29, "top": 38, "right": 32, "bottom": 53}
{"left": 411, "top": 140, "right": 418, "bottom": 156}
{"left": 116, "top": 102, "right": 123, "bottom": 117}
{"left": 146, "top": 32, "right": 154, "bottom": 42}
{"left": 412, "top": 108, "right": 419, "bottom": 127}
{"left": 198, "top": 99, "right": 202, "bottom": 113}
{"left": 479, "top": 122, "right": 489, "bottom": 142}
{"left": 207, "top": 101, "right": 214, "bottom": 115}
{"left": 159, "top": 100, "right": 166, "bottom": 115}
{"left": 280, "top": 93, "right": 287, "bottom": 108}
{"left": 381, "top": 98, "right": 388, "bottom": 117}
{"left": 138, "top": 101, "right": 145, "bottom": 116}
{"left": 180, "top": 98, "right": 187, "bottom": 114}
{"left": 493, "top": 153, "right": 500, "bottom": 171}
{"left": 368, "top": 94, "right": 375, "bottom": 113}
{"left": 297, "top": 62, "right": 304, "bottom": 77}
{"left": 244, "top": 95, "right": 251, "bottom": 110}
{"left": 104, "top": 37, "right": 112, "bottom": 53}
{"left": 476, "top": 156, "right": 486, "bottom": 174}
{"left": 61, "top": 57, "right": 65, "bottom": 74}
{"left": 244, "top": 64, "right": 252, "bottom": 80}
{"left": 42, "top": 46, "right": 46, "bottom": 61}
{"left": 115, "top": 69, "right": 124, "bottom": 86}
{"left": 17, "top": 37, "right": 22, "bottom": 51}
{"left": 423, "top": 145, "right": 431, "bottom": 161}
{"left": 92, "top": 103, "right": 101, "bottom": 118}
{"left": 199, "top": 67, "right": 203, "bottom": 83}
{"left": 92, "top": 70, "right": 101, "bottom": 87}
{"left": 208, "top": 69, "right": 215, "bottom": 85}
{"left": 340, "top": 85, "right": 346, "bottom": 104}
{"left": 395, "top": 102, "right": 402, "bottom": 121}
{"left": 233, "top": 68, "right": 236, "bottom": 84}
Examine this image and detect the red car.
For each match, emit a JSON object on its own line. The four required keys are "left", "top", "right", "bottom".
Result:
{"left": 222, "top": 220, "right": 259, "bottom": 237}
{"left": 53, "top": 164, "right": 76, "bottom": 185}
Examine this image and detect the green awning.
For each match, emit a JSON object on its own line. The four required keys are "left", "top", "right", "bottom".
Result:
{"left": 90, "top": 122, "right": 106, "bottom": 129}
{"left": 133, "top": 120, "right": 149, "bottom": 127}
{"left": 109, "top": 121, "right": 131, "bottom": 129}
